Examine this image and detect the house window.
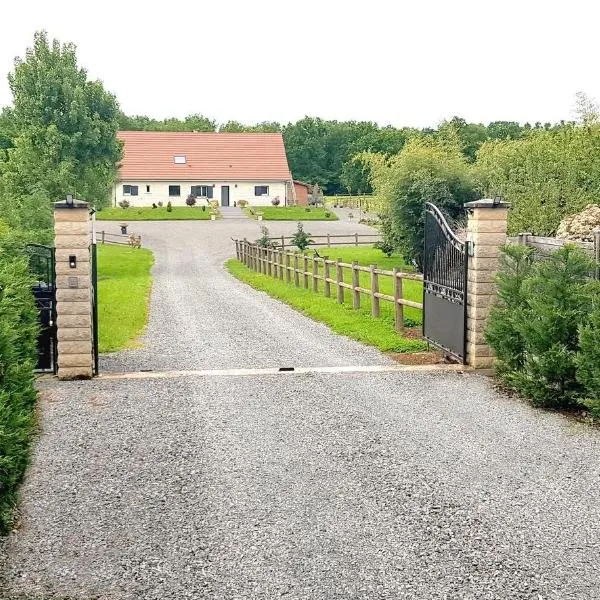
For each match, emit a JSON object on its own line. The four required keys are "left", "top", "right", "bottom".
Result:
{"left": 174, "top": 156, "right": 186, "bottom": 164}
{"left": 123, "top": 185, "right": 138, "bottom": 196}
{"left": 191, "top": 185, "right": 213, "bottom": 198}
{"left": 255, "top": 185, "right": 269, "bottom": 196}
{"left": 145, "top": 185, "right": 151, "bottom": 193}
{"left": 169, "top": 185, "right": 181, "bottom": 197}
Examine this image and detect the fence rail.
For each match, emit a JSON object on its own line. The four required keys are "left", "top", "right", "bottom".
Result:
{"left": 234, "top": 239, "right": 423, "bottom": 333}
{"left": 511, "top": 231, "right": 600, "bottom": 279}
{"left": 269, "top": 232, "right": 381, "bottom": 249}
{"left": 99, "top": 231, "right": 142, "bottom": 247}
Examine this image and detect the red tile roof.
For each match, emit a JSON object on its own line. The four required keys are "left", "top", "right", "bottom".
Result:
{"left": 117, "top": 131, "right": 292, "bottom": 181}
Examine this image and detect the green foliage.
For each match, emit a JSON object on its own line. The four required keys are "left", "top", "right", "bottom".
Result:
{"left": 166, "top": 201, "right": 172, "bottom": 213}
{"left": 486, "top": 245, "right": 597, "bottom": 409}
{"left": 185, "top": 194, "right": 197, "bottom": 207}
{"left": 291, "top": 222, "right": 313, "bottom": 251}
{"left": 118, "top": 113, "right": 216, "bottom": 132}
{"left": 256, "top": 225, "right": 274, "bottom": 248}
{"left": 0, "top": 234, "right": 39, "bottom": 532}
{"left": 475, "top": 124, "right": 600, "bottom": 235}
{"left": 576, "top": 305, "right": 600, "bottom": 416}
{"left": 1, "top": 32, "right": 121, "bottom": 211}
{"left": 367, "top": 137, "right": 476, "bottom": 268}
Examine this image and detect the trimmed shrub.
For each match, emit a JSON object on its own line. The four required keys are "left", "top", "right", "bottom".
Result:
{"left": 0, "top": 245, "right": 39, "bottom": 532}
{"left": 237, "top": 199, "right": 248, "bottom": 208}
{"left": 185, "top": 194, "right": 197, "bottom": 207}
{"left": 166, "top": 201, "right": 172, "bottom": 213}
{"left": 118, "top": 200, "right": 130, "bottom": 209}
{"left": 271, "top": 196, "right": 281, "bottom": 206}
{"left": 577, "top": 305, "right": 600, "bottom": 416}
{"left": 486, "top": 245, "right": 596, "bottom": 409}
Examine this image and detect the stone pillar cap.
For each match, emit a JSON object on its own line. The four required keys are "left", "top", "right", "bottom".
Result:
{"left": 464, "top": 198, "right": 510, "bottom": 209}
{"left": 54, "top": 197, "right": 89, "bottom": 209}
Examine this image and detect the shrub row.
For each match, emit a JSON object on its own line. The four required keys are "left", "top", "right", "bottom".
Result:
{"left": 486, "top": 244, "right": 600, "bottom": 415}
{"left": 0, "top": 228, "right": 39, "bottom": 533}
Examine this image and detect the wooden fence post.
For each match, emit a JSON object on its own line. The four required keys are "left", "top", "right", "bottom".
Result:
{"left": 279, "top": 250, "right": 284, "bottom": 281}
{"left": 101, "top": 230, "right": 105, "bottom": 245}
{"left": 312, "top": 256, "right": 319, "bottom": 292}
{"left": 355, "top": 233, "right": 359, "bottom": 247}
{"left": 370, "top": 264, "right": 380, "bottom": 317}
{"left": 336, "top": 258, "right": 344, "bottom": 304}
{"left": 303, "top": 254, "right": 309, "bottom": 289}
{"left": 518, "top": 232, "right": 532, "bottom": 246}
{"left": 285, "top": 253, "right": 291, "bottom": 283}
{"left": 268, "top": 248, "right": 273, "bottom": 277}
{"left": 323, "top": 257, "right": 331, "bottom": 297}
{"left": 352, "top": 261, "right": 360, "bottom": 309}
{"left": 253, "top": 244, "right": 258, "bottom": 272}
{"left": 327, "top": 233, "right": 331, "bottom": 248}
{"left": 393, "top": 267, "right": 404, "bottom": 333}
{"left": 281, "top": 235, "right": 285, "bottom": 250}
{"left": 294, "top": 254, "right": 300, "bottom": 287}
{"left": 235, "top": 239, "right": 240, "bottom": 260}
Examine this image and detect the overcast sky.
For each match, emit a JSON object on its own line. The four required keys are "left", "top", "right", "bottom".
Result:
{"left": 1, "top": 0, "right": 598, "bottom": 128}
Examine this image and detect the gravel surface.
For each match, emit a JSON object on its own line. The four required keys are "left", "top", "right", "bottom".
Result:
{"left": 100, "top": 217, "right": 390, "bottom": 373}
{"left": 3, "top": 218, "right": 600, "bottom": 599}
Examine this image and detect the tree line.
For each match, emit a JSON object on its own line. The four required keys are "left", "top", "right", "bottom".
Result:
{"left": 118, "top": 113, "right": 534, "bottom": 195}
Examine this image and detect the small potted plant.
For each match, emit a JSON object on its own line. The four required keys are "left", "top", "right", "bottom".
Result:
{"left": 256, "top": 211, "right": 264, "bottom": 221}
{"left": 120, "top": 223, "right": 128, "bottom": 235}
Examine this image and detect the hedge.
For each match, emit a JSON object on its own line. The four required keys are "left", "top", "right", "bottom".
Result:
{"left": 0, "top": 235, "right": 39, "bottom": 533}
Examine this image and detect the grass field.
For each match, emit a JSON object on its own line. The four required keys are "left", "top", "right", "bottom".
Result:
{"left": 226, "top": 245, "right": 426, "bottom": 353}
{"left": 97, "top": 244, "right": 154, "bottom": 352}
{"left": 97, "top": 206, "right": 212, "bottom": 221}
{"left": 246, "top": 206, "right": 338, "bottom": 221}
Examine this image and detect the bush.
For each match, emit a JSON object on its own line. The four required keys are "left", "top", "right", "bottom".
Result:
{"left": 185, "top": 194, "right": 197, "bottom": 207}
{"left": 364, "top": 137, "right": 476, "bottom": 269}
{"left": 152, "top": 203, "right": 157, "bottom": 209}
{"left": 577, "top": 305, "right": 600, "bottom": 416}
{"left": 118, "top": 200, "right": 130, "bottom": 209}
{"left": 201, "top": 205, "right": 206, "bottom": 212}
{"left": 0, "top": 246, "right": 39, "bottom": 532}
{"left": 271, "top": 196, "right": 281, "bottom": 206}
{"left": 256, "top": 225, "right": 275, "bottom": 248}
{"left": 486, "top": 245, "right": 596, "bottom": 409}
{"left": 237, "top": 199, "right": 248, "bottom": 208}
{"left": 291, "top": 222, "right": 313, "bottom": 251}
{"left": 374, "top": 240, "right": 395, "bottom": 257}
{"left": 166, "top": 201, "right": 172, "bottom": 213}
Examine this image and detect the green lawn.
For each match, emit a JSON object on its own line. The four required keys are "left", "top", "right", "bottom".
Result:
{"left": 97, "top": 206, "right": 212, "bottom": 220}
{"left": 97, "top": 244, "right": 154, "bottom": 352}
{"left": 226, "top": 245, "right": 426, "bottom": 353}
{"left": 246, "top": 206, "right": 338, "bottom": 221}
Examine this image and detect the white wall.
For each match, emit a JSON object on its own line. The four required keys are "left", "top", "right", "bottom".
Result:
{"left": 113, "top": 181, "right": 288, "bottom": 207}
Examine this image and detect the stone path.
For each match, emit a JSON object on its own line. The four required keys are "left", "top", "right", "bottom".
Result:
{"left": 2, "top": 219, "right": 600, "bottom": 599}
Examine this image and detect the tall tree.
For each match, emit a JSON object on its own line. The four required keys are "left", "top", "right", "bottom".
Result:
{"left": 0, "top": 31, "right": 121, "bottom": 208}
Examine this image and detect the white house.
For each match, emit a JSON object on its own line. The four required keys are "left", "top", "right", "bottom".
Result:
{"left": 114, "top": 131, "right": 294, "bottom": 208}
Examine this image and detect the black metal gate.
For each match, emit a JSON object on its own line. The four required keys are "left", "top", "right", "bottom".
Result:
{"left": 422, "top": 203, "right": 468, "bottom": 362}
{"left": 25, "top": 244, "right": 57, "bottom": 373}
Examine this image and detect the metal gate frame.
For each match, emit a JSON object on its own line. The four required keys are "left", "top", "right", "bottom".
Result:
{"left": 422, "top": 203, "right": 469, "bottom": 363}
{"left": 25, "top": 244, "right": 57, "bottom": 373}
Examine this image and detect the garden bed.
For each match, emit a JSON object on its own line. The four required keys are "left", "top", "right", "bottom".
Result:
{"left": 96, "top": 207, "right": 213, "bottom": 221}
{"left": 245, "top": 206, "right": 338, "bottom": 221}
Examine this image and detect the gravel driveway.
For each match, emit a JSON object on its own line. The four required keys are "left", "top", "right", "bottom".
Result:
{"left": 2, "top": 218, "right": 600, "bottom": 599}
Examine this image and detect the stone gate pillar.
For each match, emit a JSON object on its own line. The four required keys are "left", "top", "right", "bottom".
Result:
{"left": 54, "top": 197, "right": 93, "bottom": 379}
{"left": 464, "top": 199, "right": 510, "bottom": 369}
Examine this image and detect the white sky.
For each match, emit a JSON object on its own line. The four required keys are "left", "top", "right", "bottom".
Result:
{"left": 1, "top": 0, "right": 598, "bottom": 128}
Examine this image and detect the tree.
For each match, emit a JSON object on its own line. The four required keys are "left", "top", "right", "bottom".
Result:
{"left": 365, "top": 136, "right": 476, "bottom": 267}
{"left": 0, "top": 31, "right": 121, "bottom": 209}
{"left": 573, "top": 91, "right": 599, "bottom": 126}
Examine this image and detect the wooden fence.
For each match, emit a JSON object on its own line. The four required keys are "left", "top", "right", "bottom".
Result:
{"left": 98, "top": 231, "right": 141, "bottom": 247}
{"left": 269, "top": 232, "right": 380, "bottom": 249}
{"left": 512, "top": 231, "right": 600, "bottom": 279}
{"left": 234, "top": 239, "right": 423, "bottom": 333}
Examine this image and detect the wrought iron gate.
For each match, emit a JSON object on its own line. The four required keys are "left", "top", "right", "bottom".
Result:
{"left": 25, "top": 244, "right": 57, "bottom": 373}
{"left": 422, "top": 203, "right": 468, "bottom": 362}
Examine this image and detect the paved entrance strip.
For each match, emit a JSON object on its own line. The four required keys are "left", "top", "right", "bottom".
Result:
{"left": 3, "top": 220, "right": 600, "bottom": 599}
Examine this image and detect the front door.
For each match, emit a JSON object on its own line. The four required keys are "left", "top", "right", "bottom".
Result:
{"left": 221, "top": 185, "right": 230, "bottom": 207}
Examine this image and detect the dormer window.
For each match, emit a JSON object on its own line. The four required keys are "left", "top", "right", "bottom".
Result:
{"left": 174, "top": 156, "right": 186, "bottom": 164}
